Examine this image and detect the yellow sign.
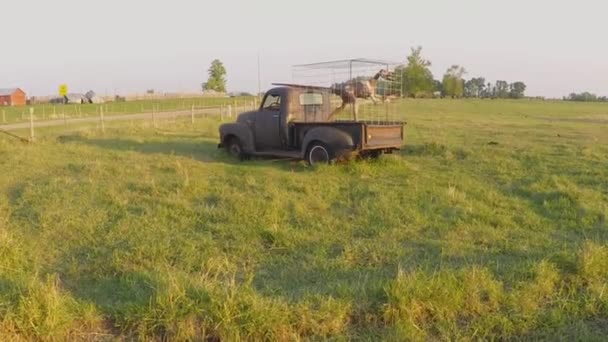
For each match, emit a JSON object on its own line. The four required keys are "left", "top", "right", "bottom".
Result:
{"left": 58, "top": 84, "right": 68, "bottom": 96}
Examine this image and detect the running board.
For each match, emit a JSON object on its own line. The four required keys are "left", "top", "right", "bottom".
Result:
{"left": 251, "top": 150, "right": 301, "bottom": 159}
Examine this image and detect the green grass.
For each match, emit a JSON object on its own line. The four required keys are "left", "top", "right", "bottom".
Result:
{"left": 0, "top": 96, "right": 255, "bottom": 124}
{"left": 0, "top": 99, "right": 607, "bottom": 340}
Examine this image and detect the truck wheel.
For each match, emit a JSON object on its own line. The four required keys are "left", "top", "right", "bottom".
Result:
{"left": 306, "top": 142, "right": 333, "bottom": 166}
{"left": 226, "top": 137, "right": 245, "bottom": 160}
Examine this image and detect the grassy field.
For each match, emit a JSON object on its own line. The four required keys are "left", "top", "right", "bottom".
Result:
{"left": 0, "top": 99, "right": 607, "bottom": 340}
{"left": 0, "top": 96, "right": 255, "bottom": 124}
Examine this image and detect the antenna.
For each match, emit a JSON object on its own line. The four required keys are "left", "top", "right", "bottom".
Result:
{"left": 257, "top": 52, "right": 261, "bottom": 99}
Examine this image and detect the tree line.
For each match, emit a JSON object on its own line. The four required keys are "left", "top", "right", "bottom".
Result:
{"left": 200, "top": 52, "right": 531, "bottom": 100}
{"left": 564, "top": 92, "right": 608, "bottom": 102}
{"left": 394, "top": 47, "right": 527, "bottom": 99}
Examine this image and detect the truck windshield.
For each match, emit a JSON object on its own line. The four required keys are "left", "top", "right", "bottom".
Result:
{"left": 262, "top": 94, "right": 281, "bottom": 110}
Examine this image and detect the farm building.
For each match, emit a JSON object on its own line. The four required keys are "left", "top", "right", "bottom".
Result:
{"left": 85, "top": 90, "right": 104, "bottom": 104}
{"left": 48, "top": 91, "right": 105, "bottom": 104}
{"left": 0, "top": 88, "right": 26, "bottom": 106}
{"left": 66, "top": 94, "right": 86, "bottom": 104}
{"left": 50, "top": 94, "right": 86, "bottom": 104}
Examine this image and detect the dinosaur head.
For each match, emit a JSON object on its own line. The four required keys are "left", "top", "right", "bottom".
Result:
{"left": 377, "top": 69, "right": 396, "bottom": 81}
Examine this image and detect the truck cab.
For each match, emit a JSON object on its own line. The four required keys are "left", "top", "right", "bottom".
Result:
{"left": 219, "top": 86, "right": 404, "bottom": 165}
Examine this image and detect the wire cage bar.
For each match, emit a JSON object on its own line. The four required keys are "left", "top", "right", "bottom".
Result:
{"left": 291, "top": 59, "right": 403, "bottom": 124}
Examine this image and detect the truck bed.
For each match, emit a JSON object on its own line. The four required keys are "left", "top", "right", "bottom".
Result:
{"left": 364, "top": 123, "right": 404, "bottom": 149}
{"left": 291, "top": 120, "right": 404, "bottom": 151}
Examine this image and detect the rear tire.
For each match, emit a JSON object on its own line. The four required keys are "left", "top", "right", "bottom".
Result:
{"left": 225, "top": 137, "right": 245, "bottom": 160}
{"left": 306, "top": 142, "right": 334, "bottom": 166}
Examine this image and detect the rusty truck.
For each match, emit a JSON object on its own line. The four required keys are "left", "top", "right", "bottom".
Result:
{"left": 218, "top": 84, "right": 404, "bottom": 165}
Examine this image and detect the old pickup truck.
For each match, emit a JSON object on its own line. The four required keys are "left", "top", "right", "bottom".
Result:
{"left": 218, "top": 85, "right": 404, "bottom": 165}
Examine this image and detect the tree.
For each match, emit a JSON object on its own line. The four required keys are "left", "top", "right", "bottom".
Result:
{"left": 485, "top": 82, "right": 494, "bottom": 98}
{"left": 433, "top": 80, "right": 443, "bottom": 96}
{"left": 495, "top": 80, "right": 509, "bottom": 98}
{"left": 509, "top": 82, "right": 527, "bottom": 99}
{"left": 566, "top": 92, "right": 602, "bottom": 102}
{"left": 464, "top": 80, "right": 475, "bottom": 98}
{"left": 442, "top": 65, "right": 466, "bottom": 98}
{"left": 464, "top": 77, "right": 486, "bottom": 98}
{"left": 396, "top": 46, "right": 435, "bottom": 98}
{"left": 202, "top": 59, "right": 227, "bottom": 93}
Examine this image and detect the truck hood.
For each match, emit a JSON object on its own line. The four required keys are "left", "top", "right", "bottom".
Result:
{"left": 236, "top": 111, "right": 257, "bottom": 123}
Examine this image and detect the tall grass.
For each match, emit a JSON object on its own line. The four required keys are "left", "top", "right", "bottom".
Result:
{"left": 0, "top": 99, "right": 607, "bottom": 339}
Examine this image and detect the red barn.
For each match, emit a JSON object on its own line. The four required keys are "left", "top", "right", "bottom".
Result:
{"left": 0, "top": 88, "right": 26, "bottom": 106}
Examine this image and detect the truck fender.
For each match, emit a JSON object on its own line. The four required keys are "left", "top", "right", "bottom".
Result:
{"left": 219, "top": 123, "right": 255, "bottom": 154}
{"left": 301, "top": 126, "right": 355, "bottom": 158}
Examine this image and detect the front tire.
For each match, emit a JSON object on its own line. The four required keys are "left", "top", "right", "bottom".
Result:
{"left": 306, "top": 142, "right": 334, "bottom": 166}
{"left": 225, "top": 137, "right": 245, "bottom": 160}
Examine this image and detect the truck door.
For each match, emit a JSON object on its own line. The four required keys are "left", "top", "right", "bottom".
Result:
{"left": 255, "top": 92, "right": 283, "bottom": 150}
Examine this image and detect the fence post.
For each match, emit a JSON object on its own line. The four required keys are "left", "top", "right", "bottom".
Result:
{"left": 99, "top": 106, "right": 105, "bottom": 134}
{"left": 191, "top": 105, "right": 194, "bottom": 124}
{"left": 29, "top": 108, "right": 35, "bottom": 142}
{"left": 152, "top": 105, "right": 157, "bottom": 128}
{"left": 228, "top": 105, "right": 232, "bottom": 118}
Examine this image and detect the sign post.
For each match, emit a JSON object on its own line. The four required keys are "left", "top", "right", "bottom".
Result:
{"left": 58, "top": 84, "right": 68, "bottom": 104}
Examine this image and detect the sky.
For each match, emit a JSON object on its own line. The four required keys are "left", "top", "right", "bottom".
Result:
{"left": 1, "top": 0, "right": 607, "bottom": 98}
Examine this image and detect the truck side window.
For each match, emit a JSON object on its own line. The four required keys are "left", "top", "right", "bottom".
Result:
{"left": 262, "top": 94, "right": 281, "bottom": 111}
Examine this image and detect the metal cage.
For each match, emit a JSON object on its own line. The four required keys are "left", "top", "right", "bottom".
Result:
{"left": 290, "top": 58, "right": 402, "bottom": 123}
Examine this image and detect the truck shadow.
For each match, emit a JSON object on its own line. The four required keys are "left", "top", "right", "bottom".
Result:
{"left": 59, "top": 134, "right": 220, "bottom": 162}
{"left": 58, "top": 134, "right": 310, "bottom": 171}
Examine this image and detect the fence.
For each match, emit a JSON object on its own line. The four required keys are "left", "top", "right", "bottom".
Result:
{"left": 28, "top": 93, "right": 249, "bottom": 105}
{"left": 1, "top": 96, "right": 258, "bottom": 125}
{"left": 0, "top": 100, "right": 260, "bottom": 143}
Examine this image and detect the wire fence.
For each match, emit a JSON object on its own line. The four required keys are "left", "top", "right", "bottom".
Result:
{"left": 0, "top": 96, "right": 256, "bottom": 125}
{"left": 0, "top": 101, "right": 260, "bottom": 143}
